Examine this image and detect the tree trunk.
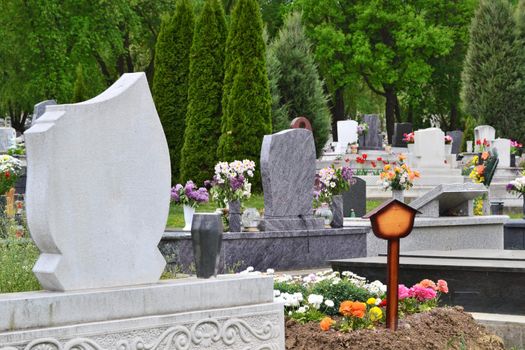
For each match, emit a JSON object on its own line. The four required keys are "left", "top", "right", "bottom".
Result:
{"left": 450, "top": 103, "right": 458, "bottom": 130}
{"left": 394, "top": 95, "right": 402, "bottom": 123}
{"left": 407, "top": 104, "right": 414, "bottom": 124}
{"left": 384, "top": 86, "right": 396, "bottom": 144}
{"left": 330, "top": 87, "right": 346, "bottom": 141}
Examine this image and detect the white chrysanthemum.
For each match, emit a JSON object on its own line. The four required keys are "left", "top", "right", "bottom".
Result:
{"left": 324, "top": 299, "right": 335, "bottom": 308}
{"left": 307, "top": 294, "right": 324, "bottom": 309}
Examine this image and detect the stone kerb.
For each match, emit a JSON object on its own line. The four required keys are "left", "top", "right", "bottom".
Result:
{"left": 25, "top": 72, "right": 171, "bottom": 291}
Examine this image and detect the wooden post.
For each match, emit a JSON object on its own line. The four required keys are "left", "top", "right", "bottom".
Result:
{"left": 386, "top": 239, "right": 400, "bottom": 330}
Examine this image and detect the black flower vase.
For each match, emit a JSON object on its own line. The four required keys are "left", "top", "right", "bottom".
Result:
{"left": 228, "top": 200, "right": 242, "bottom": 232}
{"left": 330, "top": 195, "right": 344, "bottom": 228}
{"left": 191, "top": 213, "right": 223, "bottom": 278}
{"left": 511, "top": 154, "right": 516, "bottom": 168}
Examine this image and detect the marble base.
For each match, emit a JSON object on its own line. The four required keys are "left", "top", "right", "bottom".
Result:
{"left": 504, "top": 219, "right": 525, "bottom": 250}
{"left": 0, "top": 275, "right": 285, "bottom": 350}
{"left": 160, "top": 227, "right": 368, "bottom": 273}
{"left": 258, "top": 216, "right": 324, "bottom": 231}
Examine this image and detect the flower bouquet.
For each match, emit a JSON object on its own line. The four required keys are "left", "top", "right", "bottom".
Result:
{"left": 379, "top": 154, "right": 420, "bottom": 200}
{"left": 444, "top": 135, "right": 453, "bottom": 144}
{"left": 511, "top": 140, "right": 522, "bottom": 155}
{"left": 0, "top": 155, "right": 22, "bottom": 195}
{"left": 475, "top": 138, "right": 490, "bottom": 152}
{"left": 357, "top": 123, "right": 368, "bottom": 135}
{"left": 315, "top": 165, "right": 354, "bottom": 228}
{"left": 210, "top": 160, "right": 255, "bottom": 232}
{"left": 402, "top": 132, "right": 415, "bottom": 144}
{"left": 171, "top": 181, "right": 209, "bottom": 231}
{"left": 506, "top": 174, "right": 525, "bottom": 198}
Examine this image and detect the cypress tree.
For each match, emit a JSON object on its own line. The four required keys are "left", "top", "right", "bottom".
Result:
{"left": 461, "top": 0, "right": 525, "bottom": 141}
{"left": 180, "top": 0, "right": 227, "bottom": 185}
{"left": 72, "top": 64, "right": 89, "bottom": 103}
{"left": 267, "top": 11, "right": 332, "bottom": 155}
{"left": 152, "top": 0, "right": 194, "bottom": 183}
{"left": 218, "top": 0, "right": 272, "bottom": 188}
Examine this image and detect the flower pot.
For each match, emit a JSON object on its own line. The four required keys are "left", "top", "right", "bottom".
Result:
{"left": 315, "top": 204, "right": 333, "bottom": 228}
{"left": 407, "top": 143, "right": 415, "bottom": 154}
{"left": 228, "top": 200, "right": 242, "bottom": 232}
{"left": 392, "top": 189, "right": 404, "bottom": 202}
{"left": 330, "top": 195, "right": 344, "bottom": 228}
{"left": 182, "top": 205, "right": 195, "bottom": 231}
{"left": 511, "top": 154, "right": 516, "bottom": 168}
{"left": 445, "top": 143, "right": 452, "bottom": 155}
{"left": 191, "top": 213, "right": 223, "bottom": 278}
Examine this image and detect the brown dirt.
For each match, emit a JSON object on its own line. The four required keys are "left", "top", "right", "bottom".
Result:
{"left": 285, "top": 306, "right": 505, "bottom": 350}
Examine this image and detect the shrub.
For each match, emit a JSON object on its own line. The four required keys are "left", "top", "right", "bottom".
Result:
{"left": 0, "top": 237, "right": 40, "bottom": 293}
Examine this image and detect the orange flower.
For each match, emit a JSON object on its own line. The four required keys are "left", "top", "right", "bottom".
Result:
{"left": 418, "top": 279, "right": 437, "bottom": 290}
{"left": 414, "top": 171, "right": 420, "bottom": 178}
{"left": 475, "top": 165, "right": 485, "bottom": 175}
{"left": 408, "top": 172, "right": 415, "bottom": 181}
{"left": 481, "top": 152, "right": 489, "bottom": 160}
{"left": 320, "top": 317, "right": 335, "bottom": 331}
{"left": 437, "top": 279, "right": 449, "bottom": 294}
{"left": 339, "top": 300, "right": 366, "bottom": 318}
{"left": 394, "top": 166, "right": 402, "bottom": 173}
{"left": 398, "top": 154, "right": 407, "bottom": 161}
{"left": 384, "top": 164, "right": 391, "bottom": 171}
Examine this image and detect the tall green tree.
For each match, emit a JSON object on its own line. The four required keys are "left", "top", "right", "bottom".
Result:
{"left": 295, "top": 0, "right": 455, "bottom": 142}
{"left": 218, "top": 0, "right": 272, "bottom": 187}
{"left": 267, "top": 11, "right": 331, "bottom": 155}
{"left": 152, "top": 0, "right": 194, "bottom": 183}
{"left": 72, "top": 64, "right": 90, "bottom": 103}
{"left": 461, "top": 0, "right": 525, "bottom": 141}
{"left": 180, "top": 0, "right": 227, "bottom": 185}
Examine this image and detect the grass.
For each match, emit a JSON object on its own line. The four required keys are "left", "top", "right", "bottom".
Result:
{"left": 166, "top": 194, "right": 385, "bottom": 229}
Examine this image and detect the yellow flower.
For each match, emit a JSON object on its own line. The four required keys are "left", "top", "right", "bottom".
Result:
{"left": 384, "top": 164, "right": 391, "bottom": 171}
{"left": 369, "top": 306, "right": 383, "bottom": 321}
{"left": 398, "top": 154, "right": 407, "bottom": 161}
{"left": 366, "top": 298, "right": 376, "bottom": 305}
{"left": 394, "top": 167, "right": 401, "bottom": 173}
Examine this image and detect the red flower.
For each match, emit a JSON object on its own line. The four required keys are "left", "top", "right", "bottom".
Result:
{"left": 476, "top": 139, "right": 481, "bottom": 145}
{"left": 362, "top": 153, "right": 368, "bottom": 160}
{"left": 377, "top": 157, "right": 383, "bottom": 162}
{"left": 345, "top": 158, "right": 350, "bottom": 163}
{"left": 5, "top": 171, "right": 10, "bottom": 179}
{"left": 371, "top": 161, "right": 377, "bottom": 168}
{"left": 382, "top": 160, "right": 389, "bottom": 165}
{"left": 379, "top": 299, "right": 387, "bottom": 307}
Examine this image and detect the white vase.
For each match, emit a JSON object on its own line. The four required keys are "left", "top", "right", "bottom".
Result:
{"left": 183, "top": 205, "right": 196, "bottom": 231}
{"left": 445, "top": 143, "right": 452, "bottom": 155}
{"left": 392, "top": 189, "right": 404, "bottom": 202}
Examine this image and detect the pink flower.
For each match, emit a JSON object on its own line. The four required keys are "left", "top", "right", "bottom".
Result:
{"left": 398, "top": 284, "right": 410, "bottom": 300}
{"left": 410, "top": 285, "right": 437, "bottom": 301}
{"left": 437, "top": 279, "right": 448, "bottom": 294}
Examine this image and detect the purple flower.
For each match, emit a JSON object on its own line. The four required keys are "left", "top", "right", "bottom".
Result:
{"left": 187, "top": 187, "right": 209, "bottom": 203}
{"left": 204, "top": 180, "right": 212, "bottom": 189}
{"left": 171, "top": 185, "right": 181, "bottom": 203}
{"left": 184, "top": 181, "right": 195, "bottom": 195}
{"left": 230, "top": 175, "right": 245, "bottom": 191}
{"left": 341, "top": 166, "right": 353, "bottom": 181}
{"left": 506, "top": 183, "right": 515, "bottom": 191}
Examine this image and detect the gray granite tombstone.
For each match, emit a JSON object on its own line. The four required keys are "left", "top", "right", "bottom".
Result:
{"left": 358, "top": 115, "right": 383, "bottom": 150}
{"left": 259, "top": 129, "right": 324, "bottom": 231}
{"left": 409, "top": 183, "right": 487, "bottom": 218}
{"left": 32, "top": 100, "right": 57, "bottom": 125}
{"left": 392, "top": 122, "right": 413, "bottom": 147}
{"left": 446, "top": 130, "right": 463, "bottom": 154}
{"left": 342, "top": 177, "right": 366, "bottom": 217}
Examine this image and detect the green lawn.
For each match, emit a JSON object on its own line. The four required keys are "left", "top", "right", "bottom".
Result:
{"left": 166, "top": 194, "right": 384, "bottom": 229}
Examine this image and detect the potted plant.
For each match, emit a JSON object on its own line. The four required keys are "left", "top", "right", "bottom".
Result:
{"left": 315, "top": 165, "right": 354, "bottom": 228}
{"left": 210, "top": 159, "right": 255, "bottom": 232}
{"left": 0, "top": 155, "right": 22, "bottom": 214}
{"left": 171, "top": 181, "right": 209, "bottom": 231}
{"left": 444, "top": 135, "right": 453, "bottom": 154}
{"left": 403, "top": 132, "right": 415, "bottom": 153}
{"left": 510, "top": 140, "right": 522, "bottom": 167}
{"left": 379, "top": 154, "right": 420, "bottom": 202}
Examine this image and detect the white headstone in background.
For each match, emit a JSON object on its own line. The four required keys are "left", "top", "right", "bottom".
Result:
{"left": 336, "top": 120, "right": 358, "bottom": 153}
{"left": 474, "top": 125, "right": 496, "bottom": 143}
{"left": 32, "top": 100, "right": 57, "bottom": 126}
{"left": 0, "top": 127, "right": 16, "bottom": 152}
{"left": 413, "top": 128, "right": 445, "bottom": 168}
{"left": 25, "top": 73, "right": 171, "bottom": 291}
{"left": 466, "top": 141, "right": 473, "bottom": 153}
{"left": 492, "top": 138, "right": 511, "bottom": 167}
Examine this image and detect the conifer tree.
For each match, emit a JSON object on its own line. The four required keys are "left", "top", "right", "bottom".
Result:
{"left": 180, "top": 0, "right": 227, "bottom": 185}
{"left": 152, "top": 0, "right": 194, "bottom": 183}
{"left": 267, "top": 11, "right": 331, "bottom": 155}
{"left": 72, "top": 64, "right": 89, "bottom": 103}
{"left": 218, "top": 0, "right": 272, "bottom": 188}
{"left": 461, "top": 0, "right": 525, "bottom": 141}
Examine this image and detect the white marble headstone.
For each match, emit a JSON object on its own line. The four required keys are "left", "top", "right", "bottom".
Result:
{"left": 336, "top": 120, "right": 358, "bottom": 153}
{"left": 25, "top": 73, "right": 171, "bottom": 291}
{"left": 474, "top": 125, "right": 496, "bottom": 143}
{"left": 413, "top": 128, "right": 445, "bottom": 168}
{"left": 492, "top": 138, "right": 511, "bottom": 167}
{"left": 0, "top": 127, "right": 16, "bottom": 152}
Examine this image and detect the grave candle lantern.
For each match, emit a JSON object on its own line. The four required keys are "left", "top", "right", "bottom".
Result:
{"left": 364, "top": 199, "right": 419, "bottom": 330}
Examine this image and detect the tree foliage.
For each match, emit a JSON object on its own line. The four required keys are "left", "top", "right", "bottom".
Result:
{"left": 461, "top": 0, "right": 525, "bottom": 141}
{"left": 0, "top": 0, "right": 174, "bottom": 132}
{"left": 152, "top": 0, "right": 194, "bottom": 183}
{"left": 180, "top": 0, "right": 227, "bottom": 185}
{"left": 267, "top": 11, "right": 331, "bottom": 155}
{"left": 218, "top": 0, "right": 272, "bottom": 187}
{"left": 72, "top": 64, "right": 90, "bottom": 103}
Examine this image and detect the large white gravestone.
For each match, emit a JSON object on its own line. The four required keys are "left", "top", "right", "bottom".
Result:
{"left": 25, "top": 73, "right": 171, "bottom": 291}
{"left": 0, "top": 127, "right": 16, "bottom": 152}
{"left": 493, "top": 138, "right": 511, "bottom": 167}
{"left": 336, "top": 120, "right": 358, "bottom": 153}
{"left": 474, "top": 125, "right": 496, "bottom": 143}
{"left": 413, "top": 128, "right": 445, "bottom": 168}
